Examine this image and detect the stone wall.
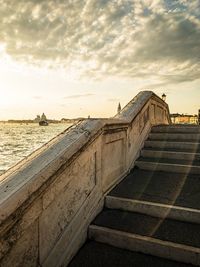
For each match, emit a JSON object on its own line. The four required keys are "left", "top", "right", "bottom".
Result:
{"left": 0, "top": 91, "right": 170, "bottom": 267}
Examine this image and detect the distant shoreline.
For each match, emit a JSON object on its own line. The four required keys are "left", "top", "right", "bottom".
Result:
{"left": 0, "top": 118, "right": 85, "bottom": 124}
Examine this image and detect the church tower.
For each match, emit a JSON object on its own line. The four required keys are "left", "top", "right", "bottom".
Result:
{"left": 117, "top": 102, "right": 121, "bottom": 114}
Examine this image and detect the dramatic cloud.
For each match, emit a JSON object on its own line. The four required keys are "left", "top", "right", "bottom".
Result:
{"left": 0, "top": 0, "right": 200, "bottom": 83}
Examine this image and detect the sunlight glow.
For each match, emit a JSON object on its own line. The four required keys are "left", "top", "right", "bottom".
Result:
{"left": 0, "top": 91, "right": 13, "bottom": 108}
{"left": 0, "top": 0, "right": 199, "bottom": 119}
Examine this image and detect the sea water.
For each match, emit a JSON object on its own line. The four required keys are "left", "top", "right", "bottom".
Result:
{"left": 0, "top": 123, "right": 72, "bottom": 175}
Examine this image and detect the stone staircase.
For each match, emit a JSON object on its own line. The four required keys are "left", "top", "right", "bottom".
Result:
{"left": 69, "top": 125, "right": 200, "bottom": 267}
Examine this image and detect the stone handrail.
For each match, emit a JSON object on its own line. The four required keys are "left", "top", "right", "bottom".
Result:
{"left": 0, "top": 91, "right": 170, "bottom": 267}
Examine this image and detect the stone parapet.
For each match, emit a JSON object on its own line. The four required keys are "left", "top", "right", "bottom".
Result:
{"left": 0, "top": 91, "right": 170, "bottom": 267}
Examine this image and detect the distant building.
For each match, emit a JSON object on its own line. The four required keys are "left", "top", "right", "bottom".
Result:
{"left": 117, "top": 103, "right": 121, "bottom": 114}
{"left": 41, "top": 113, "right": 47, "bottom": 121}
{"left": 34, "top": 115, "right": 41, "bottom": 122}
{"left": 170, "top": 113, "right": 198, "bottom": 124}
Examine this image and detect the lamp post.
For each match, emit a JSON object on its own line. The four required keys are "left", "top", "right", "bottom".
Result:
{"left": 162, "top": 93, "right": 166, "bottom": 101}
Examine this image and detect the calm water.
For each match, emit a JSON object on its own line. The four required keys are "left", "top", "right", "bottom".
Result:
{"left": 0, "top": 123, "right": 72, "bottom": 175}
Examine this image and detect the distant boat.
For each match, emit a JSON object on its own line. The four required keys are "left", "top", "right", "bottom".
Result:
{"left": 39, "top": 120, "right": 48, "bottom": 126}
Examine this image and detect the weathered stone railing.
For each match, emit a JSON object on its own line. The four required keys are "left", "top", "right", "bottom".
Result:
{"left": 0, "top": 91, "right": 170, "bottom": 267}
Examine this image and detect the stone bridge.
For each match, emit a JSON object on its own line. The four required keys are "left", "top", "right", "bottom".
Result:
{"left": 2, "top": 91, "right": 196, "bottom": 267}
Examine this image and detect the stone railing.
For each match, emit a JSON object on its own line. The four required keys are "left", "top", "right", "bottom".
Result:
{"left": 0, "top": 91, "right": 170, "bottom": 267}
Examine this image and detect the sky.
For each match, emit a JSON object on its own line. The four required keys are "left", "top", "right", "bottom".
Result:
{"left": 0, "top": 0, "right": 200, "bottom": 120}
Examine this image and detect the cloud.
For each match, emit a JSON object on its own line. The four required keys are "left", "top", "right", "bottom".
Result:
{"left": 107, "top": 98, "right": 121, "bottom": 102}
{"left": 64, "top": 93, "right": 94, "bottom": 99}
{"left": 0, "top": 0, "right": 200, "bottom": 84}
{"left": 32, "top": 95, "right": 42, "bottom": 99}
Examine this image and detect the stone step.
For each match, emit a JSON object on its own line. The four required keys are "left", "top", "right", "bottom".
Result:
{"left": 107, "top": 168, "right": 200, "bottom": 222}
{"left": 69, "top": 241, "right": 194, "bottom": 267}
{"left": 108, "top": 169, "right": 200, "bottom": 210}
{"left": 141, "top": 150, "right": 200, "bottom": 161}
{"left": 135, "top": 159, "right": 200, "bottom": 175}
{"left": 152, "top": 126, "right": 200, "bottom": 134}
{"left": 68, "top": 241, "right": 193, "bottom": 267}
{"left": 144, "top": 146, "right": 200, "bottom": 154}
{"left": 105, "top": 196, "right": 200, "bottom": 224}
{"left": 149, "top": 133, "right": 200, "bottom": 142}
{"left": 136, "top": 157, "right": 200, "bottom": 167}
{"left": 144, "top": 140, "right": 200, "bottom": 152}
{"left": 89, "top": 209, "right": 200, "bottom": 265}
